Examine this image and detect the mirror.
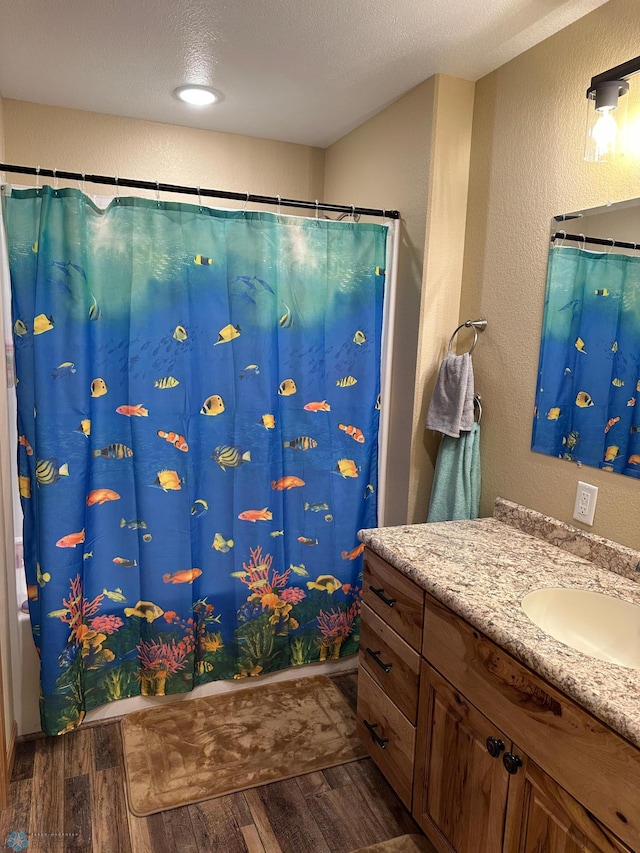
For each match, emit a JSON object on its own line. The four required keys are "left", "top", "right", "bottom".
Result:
{"left": 531, "top": 198, "right": 640, "bottom": 480}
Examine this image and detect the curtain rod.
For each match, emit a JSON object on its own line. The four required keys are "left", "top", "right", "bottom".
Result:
{"left": 551, "top": 231, "right": 640, "bottom": 251}
{"left": 0, "top": 162, "right": 399, "bottom": 220}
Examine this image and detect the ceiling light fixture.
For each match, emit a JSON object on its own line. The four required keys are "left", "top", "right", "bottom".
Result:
{"left": 173, "top": 85, "right": 221, "bottom": 107}
{"left": 585, "top": 56, "right": 640, "bottom": 162}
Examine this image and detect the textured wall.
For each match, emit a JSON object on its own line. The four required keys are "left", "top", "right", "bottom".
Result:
{"left": 460, "top": 0, "right": 640, "bottom": 549}
{"left": 3, "top": 100, "right": 325, "bottom": 203}
{"left": 324, "top": 78, "right": 435, "bottom": 525}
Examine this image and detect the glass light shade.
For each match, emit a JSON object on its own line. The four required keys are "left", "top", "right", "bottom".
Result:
{"left": 173, "top": 85, "right": 220, "bottom": 106}
{"left": 585, "top": 80, "right": 629, "bottom": 162}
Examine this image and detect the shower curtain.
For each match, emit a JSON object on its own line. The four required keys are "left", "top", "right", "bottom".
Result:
{"left": 3, "top": 186, "right": 386, "bottom": 736}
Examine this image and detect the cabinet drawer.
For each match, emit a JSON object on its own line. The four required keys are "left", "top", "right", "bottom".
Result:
{"left": 356, "top": 667, "right": 416, "bottom": 810}
{"left": 363, "top": 548, "right": 424, "bottom": 650}
{"left": 359, "top": 603, "right": 420, "bottom": 724}
{"left": 423, "top": 593, "right": 640, "bottom": 852}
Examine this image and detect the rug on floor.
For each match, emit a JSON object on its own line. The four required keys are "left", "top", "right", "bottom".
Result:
{"left": 121, "top": 674, "right": 367, "bottom": 816}
{"left": 351, "top": 834, "right": 434, "bottom": 853}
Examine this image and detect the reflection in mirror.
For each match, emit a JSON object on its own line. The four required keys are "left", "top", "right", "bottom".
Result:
{"left": 532, "top": 199, "right": 640, "bottom": 480}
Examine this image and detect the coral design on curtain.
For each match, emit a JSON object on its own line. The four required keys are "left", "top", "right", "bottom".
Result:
{"left": 4, "top": 187, "right": 386, "bottom": 735}
{"left": 532, "top": 245, "right": 640, "bottom": 477}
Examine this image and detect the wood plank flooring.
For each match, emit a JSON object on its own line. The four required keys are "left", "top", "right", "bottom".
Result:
{"left": 0, "top": 672, "right": 425, "bottom": 852}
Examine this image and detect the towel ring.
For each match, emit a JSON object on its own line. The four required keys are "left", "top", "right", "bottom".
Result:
{"left": 448, "top": 318, "right": 488, "bottom": 355}
{"left": 474, "top": 394, "right": 483, "bottom": 424}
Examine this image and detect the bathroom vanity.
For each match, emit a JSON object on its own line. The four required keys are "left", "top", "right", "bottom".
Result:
{"left": 356, "top": 499, "right": 640, "bottom": 853}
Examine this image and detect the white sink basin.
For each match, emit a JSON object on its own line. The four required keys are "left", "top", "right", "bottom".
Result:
{"left": 521, "top": 587, "right": 640, "bottom": 668}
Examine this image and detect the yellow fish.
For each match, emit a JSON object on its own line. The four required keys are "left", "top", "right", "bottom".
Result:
{"left": 575, "top": 391, "right": 594, "bottom": 408}
{"left": 604, "top": 445, "right": 620, "bottom": 462}
{"left": 546, "top": 407, "right": 561, "bottom": 421}
{"left": 173, "top": 325, "right": 188, "bottom": 342}
{"left": 75, "top": 418, "right": 91, "bottom": 436}
{"left": 91, "top": 378, "right": 108, "bottom": 397}
{"left": 201, "top": 394, "right": 225, "bottom": 416}
{"left": 278, "top": 378, "right": 297, "bottom": 396}
{"left": 215, "top": 323, "right": 241, "bottom": 345}
{"left": 260, "top": 414, "right": 275, "bottom": 430}
{"left": 594, "top": 289, "right": 609, "bottom": 296}
{"left": 212, "top": 533, "right": 234, "bottom": 553}
{"left": 575, "top": 337, "right": 586, "bottom": 353}
{"left": 612, "top": 341, "right": 618, "bottom": 353}
{"left": 335, "top": 458, "right": 359, "bottom": 478}
{"left": 48, "top": 608, "right": 70, "bottom": 619}
{"left": 270, "top": 530, "right": 284, "bottom": 537}
{"left": 637, "top": 380, "right": 640, "bottom": 393}
{"left": 353, "top": 330, "right": 366, "bottom": 346}
{"left": 18, "top": 476, "right": 31, "bottom": 498}
{"left": 194, "top": 255, "right": 212, "bottom": 265}
{"left": 336, "top": 375, "right": 357, "bottom": 387}
{"left": 103, "top": 588, "right": 126, "bottom": 603}
{"left": 154, "top": 376, "right": 179, "bottom": 389}
{"left": 33, "top": 314, "right": 54, "bottom": 335}
{"left": 612, "top": 378, "right": 625, "bottom": 387}
{"left": 289, "top": 563, "right": 308, "bottom": 577}
{"left": 32, "top": 242, "right": 38, "bottom": 253}
{"left": 37, "top": 563, "right": 51, "bottom": 587}
{"left": 153, "top": 470, "right": 183, "bottom": 491}
{"left": 306, "top": 574, "right": 345, "bottom": 594}
{"left": 13, "top": 319, "right": 28, "bottom": 337}
{"left": 124, "top": 600, "right": 164, "bottom": 622}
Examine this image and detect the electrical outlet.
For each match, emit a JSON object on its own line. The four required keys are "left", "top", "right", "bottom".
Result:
{"left": 573, "top": 481, "right": 598, "bottom": 526}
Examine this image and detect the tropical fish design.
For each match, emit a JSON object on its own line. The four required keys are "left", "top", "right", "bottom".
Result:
{"left": 86, "top": 488, "right": 120, "bottom": 505}
{"left": 153, "top": 470, "right": 183, "bottom": 491}
{"left": 18, "top": 435, "right": 33, "bottom": 455}
{"left": 157, "top": 430, "right": 188, "bottom": 452}
{"left": 334, "top": 458, "right": 359, "bottom": 478}
{"left": 304, "top": 400, "right": 330, "bottom": 412}
{"left": 201, "top": 395, "right": 225, "bottom": 416}
{"left": 278, "top": 379, "right": 297, "bottom": 396}
{"left": 341, "top": 542, "right": 365, "bottom": 560}
{"left": 604, "top": 417, "right": 620, "bottom": 434}
{"left": 270, "top": 530, "right": 284, "bottom": 537}
{"left": 191, "top": 499, "right": 208, "bottom": 517}
{"left": 194, "top": 255, "right": 212, "bottom": 265}
{"left": 239, "top": 364, "right": 259, "bottom": 379}
{"left": 33, "top": 314, "right": 54, "bottom": 335}
{"left": 18, "top": 476, "right": 31, "bottom": 498}
{"left": 75, "top": 419, "right": 91, "bottom": 436}
{"left": 628, "top": 454, "right": 640, "bottom": 465}
{"left": 52, "top": 362, "right": 76, "bottom": 379}
{"left": 612, "top": 378, "right": 625, "bottom": 388}
{"left": 575, "top": 391, "right": 594, "bottom": 408}
{"left": 259, "top": 414, "right": 275, "bottom": 429}
{"left": 271, "top": 476, "right": 305, "bottom": 490}
{"left": 375, "top": 393, "right": 381, "bottom": 410}
{"left": 289, "top": 563, "right": 308, "bottom": 576}
{"left": 306, "top": 574, "right": 344, "bottom": 593}
{"left": 142, "top": 534, "right": 152, "bottom": 543}
{"left": 353, "top": 330, "right": 366, "bottom": 345}
{"left": 13, "top": 319, "right": 28, "bottom": 337}
{"left": 173, "top": 325, "right": 188, "bottom": 342}
{"left": 282, "top": 436, "right": 317, "bottom": 451}
{"left": 103, "top": 588, "right": 126, "bottom": 603}
{"left": 162, "top": 568, "right": 203, "bottom": 584}
{"left": 336, "top": 376, "right": 357, "bottom": 387}
{"left": 36, "top": 458, "right": 69, "bottom": 486}
{"left": 604, "top": 445, "right": 620, "bottom": 462}
{"left": 628, "top": 398, "right": 636, "bottom": 407}
{"left": 546, "top": 407, "right": 561, "bottom": 421}
{"left": 364, "top": 484, "right": 375, "bottom": 499}
{"left": 238, "top": 508, "right": 272, "bottom": 522}
{"left": 594, "top": 289, "right": 609, "bottom": 296}
{"left": 113, "top": 557, "right": 137, "bottom": 568}
{"left": 154, "top": 376, "right": 179, "bottom": 389}
{"left": 279, "top": 302, "right": 293, "bottom": 328}
{"left": 338, "top": 423, "right": 365, "bottom": 443}
{"left": 215, "top": 323, "right": 241, "bottom": 345}
{"left": 91, "top": 378, "right": 108, "bottom": 397}
{"left": 305, "top": 501, "right": 329, "bottom": 512}
{"left": 575, "top": 337, "right": 587, "bottom": 353}
{"left": 93, "top": 443, "right": 133, "bottom": 459}
{"left": 124, "top": 601, "right": 164, "bottom": 621}
{"left": 562, "top": 431, "right": 580, "bottom": 451}
{"left": 37, "top": 564, "right": 51, "bottom": 587}
{"left": 56, "top": 530, "right": 85, "bottom": 548}
{"left": 212, "top": 445, "right": 251, "bottom": 471}
{"left": 298, "top": 536, "right": 318, "bottom": 546}
{"left": 325, "top": 514, "right": 333, "bottom": 522}
{"left": 116, "top": 403, "right": 148, "bottom": 417}
{"left": 120, "top": 518, "right": 147, "bottom": 530}
{"left": 212, "top": 533, "right": 234, "bottom": 552}
{"left": 88, "top": 294, "right": 101, "bottom": 321}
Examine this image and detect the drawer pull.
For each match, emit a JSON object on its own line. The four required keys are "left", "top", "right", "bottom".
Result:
{"left": 369, "top": 586, "right": 396, "bottom": 607}
{"left": 486, "top": 736, "right": 505, "bottom": 758}
{"left": 363, "top": 719, "right": 389, "bottom": 749}
{"left": 503, "top": 752, "right": 523, "bottom": 775}
{"left": 365, "top": 647, "right": 393, "bottom": 673}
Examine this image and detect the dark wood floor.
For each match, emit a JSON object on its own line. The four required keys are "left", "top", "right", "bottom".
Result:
{"left": 0, "top": 672, "right": 424, "bottom": 852}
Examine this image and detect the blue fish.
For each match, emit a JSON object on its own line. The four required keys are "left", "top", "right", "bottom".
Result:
{"left": 254, "top": 276, "right": 275, "bottom": 294}
{"left": 69, "top": 262, "right": 87, "bottom": 279}
{"left": 559, "top": 298, "right": 582, "bottom": 312}
{"left": 236, "top": 291, "right": 256, "bottom": 306}
{"left": 236, "top": 276, "right": 257, "bottom": 290}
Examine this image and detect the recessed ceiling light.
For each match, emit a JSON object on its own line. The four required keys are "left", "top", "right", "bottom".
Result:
{"left": 173, "top": 85, "right": 221, "bottom": 107}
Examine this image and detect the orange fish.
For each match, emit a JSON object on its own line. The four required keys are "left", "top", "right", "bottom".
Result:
{"left": 116, "top": 404, "right": 149, "bottom": 417}
{"left": 604, "top": 416, "right": 620, "bottom": 434}
{"left": 18, "top": 435, "right": 34, "bottom": 455}
{"left": 628, "top": 454, "right": 640, "bottom": 465}
{"left": 338, "top": 423, "right": 365, "bottom": 443}
{"left": 238, "top": 507, "right": 273, "bottom": 522}
{"left": 27, "top": 585, "right": 38, "bottom": 600}
{"left": 341, "top": 542, "right": 365, "bottom": 560}
{"left": 162, "top": 568, "right": 203, "bottom": 584}
{"left": 157, "top": 430, "right": 188, "bottom": 452}
{"left": 271, "top": 476, "right": 305, "bottom": 490}
{"left": 304, "top": 400, "right": 331, "bottom": 412}
{"left": 86, "top": 488, "right": 121, "bottom": 506}
{"left": 56, "top": 529, "right": 85, "bottom": 548}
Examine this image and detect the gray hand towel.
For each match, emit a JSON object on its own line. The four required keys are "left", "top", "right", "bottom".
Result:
{"left": 425, "top": 351, "right": 475, "bottom": 438}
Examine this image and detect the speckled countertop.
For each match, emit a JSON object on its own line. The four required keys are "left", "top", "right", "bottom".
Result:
{"left": 358, "top": 498, "right": 640, "bottom": 748}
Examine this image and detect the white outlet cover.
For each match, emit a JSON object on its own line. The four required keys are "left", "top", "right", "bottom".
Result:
{"left": 573, "top": 481, "right": 598, "bottom": 526}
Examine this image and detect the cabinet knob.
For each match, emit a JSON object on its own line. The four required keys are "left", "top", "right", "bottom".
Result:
{"left": 485, "top": 736, "right": 505, "bottom": 758}
{"left": 369, "top": 586, "right": 396, "bottom": 607}
{"left": 503, "top": 752, "right": 523, "bottom": 775}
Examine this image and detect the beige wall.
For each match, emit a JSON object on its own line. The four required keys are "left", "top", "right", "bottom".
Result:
{"left": 3, "top": 100, "right": 325, "bottom": 204}
{"left": 0, "top": 95, "right": 5, "bottom": 161}
{"left": 324, "top": 78, "right": 435, "bottom": 525}
{"left": 460, "top": 0, "right": 640, "bottom": 549}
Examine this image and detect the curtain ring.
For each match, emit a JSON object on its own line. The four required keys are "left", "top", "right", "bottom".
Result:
{"left": 53, "top": 168, "right": 58, "bottom": 193}
{"left": 276, "top": 194, "right": 281, "bottom": 216}
{"left": 243, "top": 191, "right": 249, "bottom": 213}
{"left": 351, "top": 204, "right": 355, "bottom": 220}
{"left": 78, "top": 172, "right": 86, "bottom": 195}
{"left": 382, "top": 208, "right": 387, "bottom": 225}
{"left": 35, "top": 166, "right": 41, "bottom": 192}
{"left": 155, "top": 181, "right": 161, "bottom": 206}
{"left": 114, "top": 175, "right": 120, "bottom": 202}
{"left": 315, "top": 200, "right": 319, "bottom": 220}
{"left": 606, "top": 237, "right": 615, "bottom": 254}
{"left": 557, "top": 230, "right": 566, "bottom": 247}
{"left": 578, "top": 233, "right": 586, "bottom": 251}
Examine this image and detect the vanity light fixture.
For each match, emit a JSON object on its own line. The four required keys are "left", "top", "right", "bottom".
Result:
{"left": 172, "top": 85, "right": 221, "bottom": 107}
{"left": 585, "top": 56, "right": 640, "bottom": 162}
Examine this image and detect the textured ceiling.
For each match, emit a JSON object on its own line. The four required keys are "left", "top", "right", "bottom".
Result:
{"left": 0, "top": 0, "right": 608, "bottom": 148}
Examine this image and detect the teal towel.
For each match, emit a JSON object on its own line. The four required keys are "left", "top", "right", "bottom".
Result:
{"left": 427, "top": 423, "right": 481, "bottom": 522}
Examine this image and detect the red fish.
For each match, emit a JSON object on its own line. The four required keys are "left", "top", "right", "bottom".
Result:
{"left": 56, "top": 530, "right": 85, "bottom": 548}
{"left": 604, "top": 416, "right": 620, "bottom": 434}
{"left": 27, "top": 585, "right": 38, "bottom": 600}
{"left": 157, "top": 430, "right": 188, "bottom": 452}
{"left": 162, "top": 568, "right": 203, "bottom": 584}
{"left": 238, "top": 508, "right": 273, "bottom": 522}
{"left": 304, "top": 400, "right": 331, "bottom": 412}
{"left": 87, "top": 489, "right": 121, "bottom": 506}
{"left": 338, "top": 423, "right": 365, "bottom": 443}
{"left": 116, "top": 404, "right": 148, "bottom": 417}
{"left": 341, "top": 542, "right": 365, "bottom": 560}
{"left": 19, "top": 435, "right": 34, "bottom": 455}
{"left": 271, "top": 476, "right": 305, "bottom": 490}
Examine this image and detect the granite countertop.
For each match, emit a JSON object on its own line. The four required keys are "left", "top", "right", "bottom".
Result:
{"left": 358, "top": 498, "right": 640, "bottom": 748}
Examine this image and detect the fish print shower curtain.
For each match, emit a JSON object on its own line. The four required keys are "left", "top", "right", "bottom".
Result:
{"left": 532, "top": 245, "right": 640, "bottom": 477}
{"left": 3, "top": 186, "right": 386, "bottom": 735}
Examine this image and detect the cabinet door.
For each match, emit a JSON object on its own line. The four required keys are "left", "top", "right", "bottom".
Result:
{"left": 504, "top": 755, "right": 632, "bottom": 853}
{"left": 414, "top": 662, "right": 510, "bottom": 853}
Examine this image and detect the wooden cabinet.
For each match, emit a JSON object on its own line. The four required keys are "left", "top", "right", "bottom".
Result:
{"left": 357, "top": 547, "right": 640, "bottom": 853}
